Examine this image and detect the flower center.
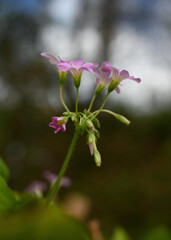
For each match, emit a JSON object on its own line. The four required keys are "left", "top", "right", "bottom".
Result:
{"left": 57, "top": 120, "right": 64, "bottom": 127}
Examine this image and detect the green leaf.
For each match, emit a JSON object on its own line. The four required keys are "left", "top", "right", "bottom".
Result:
{"left": 13, "top": 192, "right": 40, "bottom": 212}
{"left": 0, "top": 175, "right": 16, "bottom": 214}
{"left": 0, "top": 205, "right": 92, "bottom": 240}
{"left": 141, "top": 226, "right": 171, "bottom": 240}
{"left": 111, "top": 226, "right": 131, "bottom": 240}
{"left": 0, "top": 157, "right": 10, "bottom": 181}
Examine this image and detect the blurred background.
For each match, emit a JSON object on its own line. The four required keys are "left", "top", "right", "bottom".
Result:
{"left": 0, "top": 0, "right": 171, "bottom": 239}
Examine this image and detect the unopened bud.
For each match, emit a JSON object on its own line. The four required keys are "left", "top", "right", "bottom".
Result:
{"left": 87, "top": 133, "right": 96, "bottom": 155}
{"left": 86, "top": 119, "right": 95, "bottom": 131}
{"left": 89, "top": 143, "right": 94, "bottom": 155}
{"left": 94, "top": 150, "right": 101, "bottom": 167}
{"left": 113, "top": 113, "right": 130, "bottom": 125}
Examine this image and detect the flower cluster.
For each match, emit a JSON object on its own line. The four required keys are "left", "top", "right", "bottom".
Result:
{"left": 41, "top": 53, "right": 141, "bottom": 167}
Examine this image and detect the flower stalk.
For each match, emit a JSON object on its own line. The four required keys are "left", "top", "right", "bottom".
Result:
{"left": 90, "top": 92, "right": 110, "bottom": 119}
{"left": 88, "top": 95, "right": 96, "bottom": 112}
{"left": 60, "top": 86, "right": 70, "bottom": 113}
{"left": 46, "top": 129, "right": 79, "bottom": 204}
{"left": 75, "top": 88, "right": 79, "bottom": 113}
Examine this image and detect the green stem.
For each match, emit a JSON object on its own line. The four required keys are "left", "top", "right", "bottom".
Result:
{"left": 87, "top": 95, "right": 96, "bottom": 112}
{"left": 92, "top": 109, "right": 113, "bottom": 115}
{"left": 60, "top": 86, "right": 70, "bottom": 113}
{"left": 46, "top": 129, "right": 80, "bottom": 205}
{"left": 91, "top": 109, "right": 130, "bottom": 125}
{"left": 90, "top": 92, "right": 110, "bottom": 119}
{"left": 75, "top": 88, "right": 79, "bottom": 113}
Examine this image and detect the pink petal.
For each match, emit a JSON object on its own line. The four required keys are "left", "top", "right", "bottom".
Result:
{"left": 82, "top": 63, "right": 98, "bottom": 68}
{"left": 89, "top": 143, "right": 94, "bottom": 155}
{"left": 102, "top": 61, "right": 112, "bottom": 68}
{"left": 119, "top": 70, "right": 129, "bottom": 80}
{"left": 57, "top": 62, "right": 71, "bottom": 67}
{"left": 43, "top": 171, "right": 57, "bottom": 183}
{"left": 69, "top": 67, "right": 78, "bottom": 74}
{"left": 91, "top": 68, "right": 99, "bottom": 76}
{"left": 58, "top": 66, "right": 69, "bottom": 72}
{"left": 52, "top": 116, "right": 63, "bottom": 122}
{"left": 115, "top": 86, "right": 120, "bottom": 93}
{"left": 100, "top": 67, "right": 112, "bottom": 79}
{"left": 49, "top": 122, "right": 55, "bottom": 128}
{"left": 70, "top": 58, "right": 84, "bottom": 68}
{"left": 112, "top": 67, "right": 120, "bottom": 77}
{"left": 41, "top": 53, "right": 59, "bottom": 65}
{"left": 79, "top": 66, "right": 94, "bottom": 73}
{"left": 61, "top": 122, "right": 66, "bottom": 132}
{"left": 106, "top": 77, "right": 112, "bottom": 85}
{"left": 96, "top": 77, "right": 100, "bottom": 84}
{"left": 128, "top": 76, "right": 141, "bottom": 83}
{"left": 54, "top": 127, "right": 61, "bottom": 134}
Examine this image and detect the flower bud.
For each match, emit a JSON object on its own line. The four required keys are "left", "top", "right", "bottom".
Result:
{"left": 113, "top": 113, "right": 130, "bottom": 125}
{"left": 87, "top": 133, "right": 96, "bottom": 155}
{"left": 94, "top": 150, "right": 101, "bottom": 167}
{"left": 86, "top": 119, "right": 95, "bottom": 131}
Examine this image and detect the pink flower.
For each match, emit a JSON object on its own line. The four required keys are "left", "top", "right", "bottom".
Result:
{"left": 40, "top": 53, "right": 69, "bottom": 85}
{"left": 57, "top": 58, "right": 98, "bottom": 75}
{"left": 105, "top": 62, "right": 141, "bottom": 93}
{"left": 92, "top": 62, "right": 113, "bottom": 95}
{"left": 25, "top": 180, "right": 47, "bottom": 196}
{"left": 58, "top": 58, "right": 98, "bottom": 88}
{"left": 40, "top": 52, "right": 59, "bottom": 65}
{"left": 93, "top": 62, "right": 112, "bottom": 85}
{"left": 40, "top": 53, "right": 69, "bottom": 66}
{"left": 43, "top": 170, "right": 72, "bottom": 187}
{"left": 49, "top": 117, "right": 66, "bottom": 134}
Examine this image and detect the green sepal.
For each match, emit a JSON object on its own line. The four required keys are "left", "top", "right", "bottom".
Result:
{"left": 63, "top": 112, "right": 69, "bottom": 116}
{"left": 86, "top": 119, "right": 95, "bottom": 131}
{"left": 95, "top": 83, "right": 105, "bottom": 96}
{"left": 73, "top": 74, "right": 82, "bottom": 89}
{"left": 94, "top": 129, "right": 100, "bottom": 138}
{"left": 71, "top": 113, "right": 77, "bottom": 122}
{"left": 87, "top": 131, "right": 96, "bottom": 143}
{"left": 58, "top": 70, "right": 68, "bottom": 86}
{"left": 108, "top": 79, "right": 119, "bottom": 93}
{"left": 92, "top": 117, "right": 100, "bottom": 129}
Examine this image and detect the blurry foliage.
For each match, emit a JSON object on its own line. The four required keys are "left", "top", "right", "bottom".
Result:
{"left": 0, "top": 158, "right": 90, "bottom": 239}
{"left": 111, "top": 226, "right": 131, "bottom": 240}
{"left": 0, "top": 206, "right": 91, "bottom": 240}
{"left": 0, "top": 157, "right": 10, "bottom": 181}
{"left": 141, "top": 226, "right": 171, "bottom": 240}
{"left": 0, "top": 175, "right": 15, "bottom": 214}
